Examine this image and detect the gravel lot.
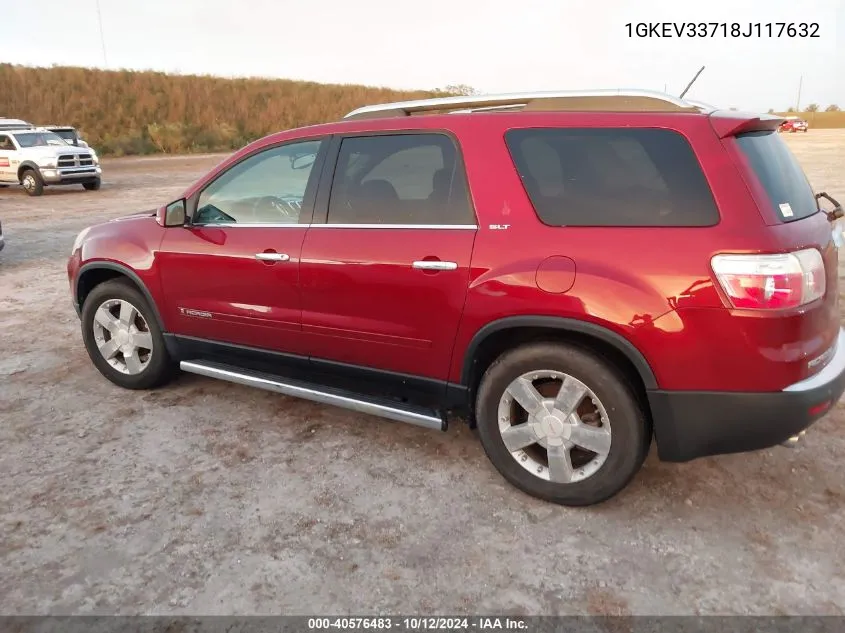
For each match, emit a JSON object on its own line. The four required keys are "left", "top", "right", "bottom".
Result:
{"left": 1, "top": 131, "right": 845, "bottom": 616}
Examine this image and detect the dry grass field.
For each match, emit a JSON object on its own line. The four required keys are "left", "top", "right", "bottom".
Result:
{"left": 774, "top": 111, "right": 845, "bottom": 129}
{"left": 1, "top": 131, "right": 844, "bottom": 615}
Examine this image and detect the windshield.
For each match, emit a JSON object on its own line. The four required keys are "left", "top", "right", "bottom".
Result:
{"left": 12, "top": 131, "right": 68, "bottom": 148}
{"left": 51, "top": 129, "right": 77, "bottom": 142}
{"left": 735, "top": 130, "right": 818, "bottom": 222}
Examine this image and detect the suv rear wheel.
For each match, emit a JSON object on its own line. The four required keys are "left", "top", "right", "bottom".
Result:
{"left": 80, "top": 278, "right": 176, "bottom": 390}
{"left": 21, "top": 169, "right": 44, "bottom": 196}
{"left": 475, "top": 342, "right": 649, "bottom": 506}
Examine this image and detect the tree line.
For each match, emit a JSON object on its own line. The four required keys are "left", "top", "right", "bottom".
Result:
{"left": 3, "top": 64, "right": 842, "bottom": 155}
{"left": 768, "top": 104, "right": 841, "bottom": 113}
{"left": 0, "top": 64, "right": 463, "bottom": 156}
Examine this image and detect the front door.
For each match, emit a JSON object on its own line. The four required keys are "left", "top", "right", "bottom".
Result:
{"left": 0, "top": 134, "right": 17, "bottom": 183}
{"left": 300, "top": 132, "right": 478, "bottom": 380}
{"left": 158, "top": 138, "right": 326, "bottom": 356}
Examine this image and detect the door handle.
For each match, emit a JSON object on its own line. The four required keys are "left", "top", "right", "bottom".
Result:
{"left": 255, "top": 252, "right": 290, "bottom": 262}
{"left": 412, "top": 260, "right": 458, "bottom": 271}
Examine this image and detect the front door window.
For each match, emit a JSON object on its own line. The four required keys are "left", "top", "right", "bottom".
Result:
{"left": 194, "top": 140, "right": 322, "bottom": 225}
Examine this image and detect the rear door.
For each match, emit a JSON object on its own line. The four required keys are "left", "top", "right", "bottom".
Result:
{"left": 299, "top": 131, "right": 477, "bottom": 380}
{"left": 158, "top": 137, "right": 327, "bottom": 356}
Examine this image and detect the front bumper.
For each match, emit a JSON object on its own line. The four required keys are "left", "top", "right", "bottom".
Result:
{"left": 39, "top": 166, "right": 101, "bottom": 184}
{"left": 649, "top": 327, "right": 845, "bottom": 462}
{"left": 68, "top": 250, "right": 81, "bottom": 316}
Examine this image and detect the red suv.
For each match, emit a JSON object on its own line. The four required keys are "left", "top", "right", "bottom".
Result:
{"left": 779, "top": 116, "right": 809, "bottom": 133}
{"left": 67, "top": 90, "right": 845, "bottom": 506}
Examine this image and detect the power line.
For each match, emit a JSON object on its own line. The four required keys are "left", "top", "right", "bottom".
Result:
{"left": 95, "top": 0, "right": 109, "bottom": 68}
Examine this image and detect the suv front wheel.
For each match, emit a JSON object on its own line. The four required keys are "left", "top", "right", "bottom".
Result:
{"left": 80, "top": 278, "right": 176, "bottom": 390}
{"left": 475, "top": 342, "right": 650, "bottom": 506}
{"left": 21, "top": 169, "right": 44, "bottom": 196}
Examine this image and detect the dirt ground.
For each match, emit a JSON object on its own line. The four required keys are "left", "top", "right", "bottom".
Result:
{"left": 1, "top": 131, "right": 845, "bottom": 616}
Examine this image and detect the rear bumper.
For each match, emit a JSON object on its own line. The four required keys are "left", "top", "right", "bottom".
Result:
{"left": 650, "top": 327, "right": 845, "bottom": 462}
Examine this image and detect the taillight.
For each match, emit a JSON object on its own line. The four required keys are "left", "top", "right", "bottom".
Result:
{"left": 711, "top": 248, "right": 825, "bottom": 310}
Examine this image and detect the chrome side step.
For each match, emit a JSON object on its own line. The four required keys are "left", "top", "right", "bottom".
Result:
{"left": 180, "top": 360, "right": 447, "bottom": 431}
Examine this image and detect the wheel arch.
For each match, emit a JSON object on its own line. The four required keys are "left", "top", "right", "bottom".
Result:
{"left": 460, "top": 316, "right": 658, "bottom": 420}
{"left": 75, "top": 262, "right": 166, "bottom": 332}
{"left": 17, "top": 161, "right": 40, "bottom": 181}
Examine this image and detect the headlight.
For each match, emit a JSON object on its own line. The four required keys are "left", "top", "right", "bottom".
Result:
{"left": 39, "top": 157, "right": 57, "bottom": 168}
{"left": 72, "top": 227, "right": 91, "bottom": 254}
{"left": 90, "top": 149, "right": 99, "bottom": 165}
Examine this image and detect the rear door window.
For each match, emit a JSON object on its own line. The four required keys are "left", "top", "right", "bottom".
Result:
{"left": 326, "top": 133, "right": 475, "bottom": 226}
{"left": 505, "top": 128, "right": 719, "bottom": 227}
{"left": 734, "top": 130, "right": 818, "bottom": 222}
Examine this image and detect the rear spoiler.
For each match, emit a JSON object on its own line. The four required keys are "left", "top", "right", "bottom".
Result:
{"left": 708, "top": 110, "right": 784, "bottom": 138}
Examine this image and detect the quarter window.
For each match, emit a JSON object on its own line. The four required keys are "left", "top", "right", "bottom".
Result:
{"left": 0, "top": 135, "right": 16, "bottom": 151}
{"left": 194, "top": 139, "right": 323, "bottom": 225}
{"left": 734, "top": 130, "right": 818, "bottom": 222}
{"left": 505, "top": 128, "right": 719, "bottom": 227}
{"left": 327, "top": 133, "right": 475, "bottom": 226}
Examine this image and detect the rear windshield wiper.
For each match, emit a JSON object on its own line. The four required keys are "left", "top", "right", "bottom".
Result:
{"left": 816, "top": 192, "right": 843, "bottom": 222}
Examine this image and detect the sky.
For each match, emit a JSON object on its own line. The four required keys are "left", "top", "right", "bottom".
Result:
{"left": 2, "top": 0, "right": 843, "bottom": 112}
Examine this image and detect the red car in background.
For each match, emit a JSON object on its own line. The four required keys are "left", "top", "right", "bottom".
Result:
{"left": 780, "top": 116, "right": 809, "bottom": 132}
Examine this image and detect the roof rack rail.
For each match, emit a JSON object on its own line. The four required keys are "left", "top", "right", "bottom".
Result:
{"left": 343, "top": 89, "right": 709, "bottom": 120}
{"left": 683, "top": 98, "right": 717, "bottom": 110}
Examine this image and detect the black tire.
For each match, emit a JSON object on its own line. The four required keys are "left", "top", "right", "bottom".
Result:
{"left": 83, "top": 178, "right": 101, "bottom": 191}
{"left": 475, "top": 342, "right": 650, "bottom": 506}
{"left": 20, "top": 169, "right": 44, "bottom": 196}
{"left": 0, "top": 184, "right": 8, "bottom": 188}
{"left": 80, "top": 278, "right": 176, "bottom": 390}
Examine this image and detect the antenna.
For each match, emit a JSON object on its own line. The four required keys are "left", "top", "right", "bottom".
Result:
{"left": 95, "top": 0, "right": 109, "bottom": 68}
{"left": 679, "top": 65, "right": 705, "bottom": 99}
{"left": 796, "top": 75, "right": 803, "bottom": 111}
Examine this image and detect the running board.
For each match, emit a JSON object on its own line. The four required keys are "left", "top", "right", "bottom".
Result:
{"left": 180, "top": 360, "right": 447, "bottom": 431}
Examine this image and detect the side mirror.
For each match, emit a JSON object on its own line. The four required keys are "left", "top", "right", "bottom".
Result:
{"left": 164, "top": 199, "right": 187, "bottom": 227}
{"left": 291, "top": 153, "right": 316, "bottom": 170}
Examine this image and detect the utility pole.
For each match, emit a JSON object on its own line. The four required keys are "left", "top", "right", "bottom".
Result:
{"left": 95, "top": 0, "right": 109, "bottom": 68}
{"left": 796, "top": 75, "right": 803, "bottom": 112}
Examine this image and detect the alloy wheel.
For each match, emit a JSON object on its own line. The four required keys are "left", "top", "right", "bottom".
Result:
{"left": 91, "top": 299, "right": 154, "bottom": 375}
{"left": 496, "top": 370, "right": 612, "bottom": 484}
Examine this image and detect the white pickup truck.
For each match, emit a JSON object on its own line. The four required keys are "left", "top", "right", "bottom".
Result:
{"left": 0, "top": 126, "right": 102, "bottom": 196}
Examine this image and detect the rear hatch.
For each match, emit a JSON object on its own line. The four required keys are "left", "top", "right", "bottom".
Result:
{"left": 722, "top": 124, "right": 841, "bottom": 381}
